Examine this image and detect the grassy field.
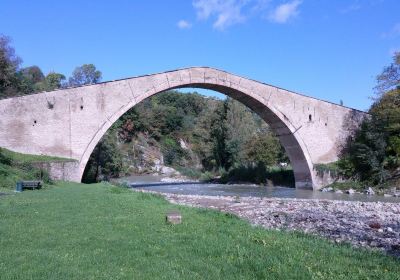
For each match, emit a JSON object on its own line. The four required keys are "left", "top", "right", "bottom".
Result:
{"left": 0, "top": 182, "right": 399, "bottom": 279}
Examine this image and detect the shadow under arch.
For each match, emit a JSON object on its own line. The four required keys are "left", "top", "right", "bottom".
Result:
{"left": 78, "top": 70, "right": 314, "bottom": 189}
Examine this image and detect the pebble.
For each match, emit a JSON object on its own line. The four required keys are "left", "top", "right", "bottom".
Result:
{"left": 346, "top": 188, "right": 356, "bottom": 194}
{"left": 365, "top": 187, "right": 375, "bottom": 195}
{"left": 393, "top": 192, "right": 400, "bottom": 197}
{"left": 133, "top": 189, "right": 400, "bottom": 257}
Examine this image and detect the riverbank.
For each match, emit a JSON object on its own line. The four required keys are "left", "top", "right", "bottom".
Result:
{"left": 133, "top": 189, "right": 400, "bottom": 257}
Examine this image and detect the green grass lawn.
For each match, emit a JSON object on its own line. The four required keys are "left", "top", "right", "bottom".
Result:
{"left": 0, "top": 182, "right": 399, "bottom": 279}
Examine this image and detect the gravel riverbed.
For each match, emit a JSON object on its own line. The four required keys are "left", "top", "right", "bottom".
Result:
{"left": 134, "top": 189, "right": 400, "bottom": 256}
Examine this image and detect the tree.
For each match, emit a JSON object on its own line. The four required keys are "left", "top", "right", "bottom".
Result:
{"left": 374, "top": 52, "right": 400, "bottom": 96}
{"left": 36, "top": 72, "right": 66, "bottom": 92}
{"left": 82, "top": 132, "right": 123, "bottom": 183}
{"left": 347, "top": 120, "right": 389, "bottom": 183}
{"left": 370, "top": 89, "right": 400, "bottom": 170}
{"left": 224, "top": 98, "right": 258, "bottom": 167}
{"left": 341, "top": 53, "right": 400, "bottom": 184}
{"left": 209, "top": 101, "right": 229, "bottom": 169}
{"left": 0, "top": 35, "right": 22, "bottom": 97}
{"left": 17, "top": 66, "right": 45, "bottom": 94}
{"left": 19, "top": 66, "right": 44, "bottom": 84}
{"left": 68, "top": 64, "right": 102, "bottom": 86}
{"left": 245, "top": 134, "right": 281, "bottom": 167}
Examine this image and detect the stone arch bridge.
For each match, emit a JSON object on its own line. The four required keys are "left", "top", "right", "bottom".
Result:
{"left": 0, "top": 67, "right": 365, "bottom": 189}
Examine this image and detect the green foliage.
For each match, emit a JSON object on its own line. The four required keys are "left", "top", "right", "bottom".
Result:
{"left": 0, "top": 147, "right": 12, "bottom": 165}
{"left": 205, "top": 98, "right": 284, "bottom": 171}
{"left": 199, "top": 171, "right": 214, "bottom": 182}
{"left": 38, "top": 72, "right": 66, "bottom": 91}
{"left": 224, "top": 98, "right": 258, "bottom": 167}
{"left": 82, "top": 132, "right": 123, "bottom": 183}
{"left": 314, "top": 162, "right": 340, "bottom": 177}
{"left": 0, "top": 34, "right": 22, "bottom": 97}
{"left": 220, "top": 164, "right": 294, "bottom": 186}
{"left": 161, "top": 136, "right": 189, "bottom": 166}
{"left": 327, "top": 181, "right": 365, "bottom": 191}
{"left": 266, "top": 167, "right": 295, "bottom": 186}
{"left": 220, "top": 164, "right": 268, "bottom": 184}
{"left": 246, "top": 134, "right": 282, "bottom": 167}
{"left": 68, "top": 63, "right": 102, "bottom": 86}
{"left": 336, "top": 158, "right": 356, "bottom": 179}
{"left": 343, "top": 89, "right": 400, "bottom": 184}
{"left": 351, "top": 124, "right": 388, "bottom": 182}
{"left": 339, "top": 53, "right": 400, "bottom": 187}
{"left": 16, "top": 66, "right": 45, "bottom": 94}
{"left": 374, "top": 51, "right": 400, "bottom": 95}
{"left": 20, "top": 65, "right": 45, "bottom": 83}
{"left": 86, "top": 91, "right": 291, "bottom": 183}
{"left": 117, "top": 108, "right": 144, "bottom": 142}
{"left": 174, "top": 166, "right": 203, "bottom": 179}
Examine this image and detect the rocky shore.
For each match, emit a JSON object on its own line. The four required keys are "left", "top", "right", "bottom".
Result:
{"left": 134, "top": 189, "right": 400, "bottom": 256}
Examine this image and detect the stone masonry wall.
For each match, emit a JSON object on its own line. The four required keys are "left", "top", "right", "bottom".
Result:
{"left": 31, "top": 161, "right": 80, "bottom": 182}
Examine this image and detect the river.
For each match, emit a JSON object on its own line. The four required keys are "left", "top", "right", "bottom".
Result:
{"left": 117, "top": 175, "right": 400, "bottom": 203}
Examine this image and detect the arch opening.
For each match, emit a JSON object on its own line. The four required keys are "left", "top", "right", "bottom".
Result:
{"left": 79, "top": 81, "right": 314, "bottom": 189}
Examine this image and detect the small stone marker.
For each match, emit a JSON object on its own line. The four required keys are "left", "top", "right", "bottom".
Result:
{"left": 166, "top": 210, "right": 182, "bottom": 224}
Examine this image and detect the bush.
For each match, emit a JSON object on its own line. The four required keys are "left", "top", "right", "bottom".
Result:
{"left": 314, "top": 162, "right": 340, "bottom": 177}
{"left": 175, "top": 166, "right": 202, "bottom": 179}
{"left": 327, "top": 181, "right": 365, "bottom": 191}
{"left": 218, "top": 163, "right": 294, "bottom": 187}
{"left": 199, "top": 171, "right": 213, "bottom": 182}
{"left": 0, "top": 147, "right": 12, "bottom": 165}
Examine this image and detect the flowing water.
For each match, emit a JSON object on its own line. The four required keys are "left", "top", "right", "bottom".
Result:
{"left": 118, "top": 175, "right": 400, "bottom": 203}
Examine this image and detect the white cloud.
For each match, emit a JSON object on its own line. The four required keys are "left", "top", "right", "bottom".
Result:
{"left": 340, "top": 4, "right": 361, "bottom": 14}
{"left": 382, "top": 23, "right": 400, "bottom": 39}
{"left": 191, "top": 0, "right": 302, "bottom": 29}
{"left": 177, "top": 20, "right": 192, "bottom": 29}
{"left": 268, "top": 0, "right": 302, "bottom": 24}
{"left": 193, "top": 0, "right": 248, "bottom": 30}
{"left": 250, "top": 0, "right": 271, "bottom": 13}
{"left": 390, "top": 23, "right": 400, "bottom": 37}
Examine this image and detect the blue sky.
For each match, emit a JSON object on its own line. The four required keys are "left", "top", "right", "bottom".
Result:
{"left": 1, "top": 0, "right": 399, "bottom": 110}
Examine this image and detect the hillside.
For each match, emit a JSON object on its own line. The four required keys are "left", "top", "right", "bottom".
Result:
{"left": 82, "top": 91, "right": 292, "bottom": 185}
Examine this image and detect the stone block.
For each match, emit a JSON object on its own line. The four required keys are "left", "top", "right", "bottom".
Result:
{"left": 166, "top": 210, "right": 182, "bottom": 224}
